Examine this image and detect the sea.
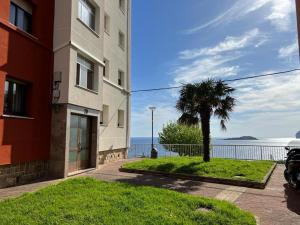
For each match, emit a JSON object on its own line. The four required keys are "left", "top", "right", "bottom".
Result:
{"left": 131, "top": 137, "right": 300, "bottom": 146}
{"left": 130, "top": 137, "right": 300, "bottom": 161}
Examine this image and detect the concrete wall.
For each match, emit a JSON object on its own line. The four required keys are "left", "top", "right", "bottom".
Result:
{"left": 100, "top": 0, "right": 131, "bottom": 152}
{"left": 53, "top": 0, "right": 105, "bottom": 109}
{"left": 51, "top": 0, "right": 131, "bottom": 177}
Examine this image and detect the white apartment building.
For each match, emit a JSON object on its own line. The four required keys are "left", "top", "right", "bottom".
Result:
{"left": 50, "top": 0, "right": 131, "bottom": 177}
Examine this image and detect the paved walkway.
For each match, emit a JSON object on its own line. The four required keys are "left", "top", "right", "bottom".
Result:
{"left": 0, "top": 160, "right": 299, "bottom": 225}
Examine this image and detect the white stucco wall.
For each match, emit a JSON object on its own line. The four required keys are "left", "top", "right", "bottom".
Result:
{"left": 99, "top": 0, "right": 131, "bottom": 151}
{"left": 53, "top": 0, "right": 131, "bottom": 154}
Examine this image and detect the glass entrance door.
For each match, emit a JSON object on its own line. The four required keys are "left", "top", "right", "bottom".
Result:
{"left": 69, "top": 114, "right": 91, "bottom": 173}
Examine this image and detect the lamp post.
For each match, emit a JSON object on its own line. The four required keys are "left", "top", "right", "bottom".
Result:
{"left": 149, "top": 106, "right": 157, "bottom": 158}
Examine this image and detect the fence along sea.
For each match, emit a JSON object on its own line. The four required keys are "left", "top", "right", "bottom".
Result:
{"left": 130, "top": 137, "right": 300, "bottom": 161}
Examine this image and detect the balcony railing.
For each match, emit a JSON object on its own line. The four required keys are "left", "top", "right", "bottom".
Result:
{"left": 128, "top": 144, "right": 300, "bottom": 161}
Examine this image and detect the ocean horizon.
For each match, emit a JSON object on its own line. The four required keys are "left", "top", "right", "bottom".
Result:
{"left": 131, "top": 137, "right": 300, "bottom": 146}
{"left": 129, "top": 137, "right": 300, "bottom": 161}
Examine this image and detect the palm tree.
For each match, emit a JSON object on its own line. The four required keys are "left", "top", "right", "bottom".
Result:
{"left": 176, "top": 79, "right": 236, "bottom": 162}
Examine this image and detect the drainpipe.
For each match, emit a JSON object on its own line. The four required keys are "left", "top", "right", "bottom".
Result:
{"left": 125, "top": 0, "right": 132, "bottom": 155}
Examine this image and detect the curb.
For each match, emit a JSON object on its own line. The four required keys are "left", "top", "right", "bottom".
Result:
{"left": 119, "top": 163, "right": 277, "bottom": 189}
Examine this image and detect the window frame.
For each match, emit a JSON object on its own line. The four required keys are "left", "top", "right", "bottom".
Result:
{"left": 4, "top": 78, "right": 27, "bottom": 117}
{"left": 76, "top": 55, "right": 96, "bottom": 92}
{"left": 118, "top": 30, "right": 125, "bottom": 50}
{"left": 119, "top": 0, "right": 126, "bottom": 13}
{"left": 104, "top": 13, "right": 110, "bottom": 34}
{"left": 9, "top": 1, "right": 32, "bottom": 34}
{"left": 118, "top": 70, "right": 125, "bottom": 87}
{"left": 103, "top": 58, "right": 109, "bottom": 78}
{"left": 100, "top": 111, "right": 104, "bottom": 125}
{"left": 78, "top": 0, "right": 96, "bottom": 31}
{"left": 101, "top": 105, "right": 109, "bottom": 126}
{"left": 117, "top": 109, "right": 125, "bottom": 128}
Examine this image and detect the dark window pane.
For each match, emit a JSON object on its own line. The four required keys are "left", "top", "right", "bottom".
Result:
{"left": 87, "top": 70, "right": 93, "bottom": 90}
{"left": 103, "top": 60, "right": 106, "bottom": 77}
{"left": 23, "top": 12, "right": 32, "bottom": 33}
{"left": 76, "top": 63, "right": 80, "bottom": 85}
{"left": 9, "top": 4, "right": 16, "bottom": 24}
{"left": 16, "top": 8, "right": 25, "bottom": 29}
{"left": 13, "top": 83, "right": 26, "bottom": 115}
{"left": 4, "top": 81, "right": 10, "bottom": 114}
{"left": 4, "top": 80, "right": 27, "bottom": 116}
{"left": 10, "top": 2, "right": 32, "bottom": 33}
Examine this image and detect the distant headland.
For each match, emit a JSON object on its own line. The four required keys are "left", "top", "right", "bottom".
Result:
{"left": 224, "top": 136, "right": 258, "bottom": 141}
{"left": 296, "top": 131, "right": 300, "bottom": 139}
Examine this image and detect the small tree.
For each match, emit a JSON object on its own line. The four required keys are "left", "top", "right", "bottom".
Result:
{"left": 177, "top": 79, "right": 236, "bottom": 162}
{"left": 158, "top": 122, "right": 203, "bottom": 156}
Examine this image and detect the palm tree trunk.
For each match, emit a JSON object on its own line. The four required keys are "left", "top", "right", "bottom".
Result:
{"left": 201, "top": 114, "right": 211, "bottom": 162}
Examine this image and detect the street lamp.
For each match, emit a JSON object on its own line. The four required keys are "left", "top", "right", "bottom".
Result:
{"left": 149, "top": 106, "right": 157, "bottom": 158}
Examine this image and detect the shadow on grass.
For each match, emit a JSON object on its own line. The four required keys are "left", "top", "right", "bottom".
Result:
{"left": 149, "top": 163, "right": 176, "bottom": 172}
{"left": 147, "top": 162, "right": 206, "bottom": 175}
{"left": 112, "top": 172, "right": 207, "bottom": 194}
{"left": 174, "top": 162, "right": 204, "bottom": 175}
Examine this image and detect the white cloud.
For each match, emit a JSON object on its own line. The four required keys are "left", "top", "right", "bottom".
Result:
{"left": 184, "top": 5, "right": 237, "bottom": 34}
{"left": 184, "top": 0, "right": 294, "bottom": 34}
{"left": 202, "top": 71, "right": 300, "bottom": 138}
{"left": 173, "top": 29, "right": 265, "bottom": 86}
{"left": 266, "top": 0, "right": 294, "bottom": 32}
{"left": 173, "top": 55, "right": 240, "bottom": 85}
{"left": 232, "top": 71, "right": 300, "bottom": 113}
{"left": 132, "top": 71, "right": 300, "bottom": 138}
{"left": 180, "top": 29, "right": 261, "bottom": 59}
{"left": 278, "top": 40, "right": 299, "bottom": 58}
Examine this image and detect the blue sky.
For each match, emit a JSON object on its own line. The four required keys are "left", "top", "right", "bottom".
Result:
{"left": 131, "top": 0, "right": 300, "bottom": 138}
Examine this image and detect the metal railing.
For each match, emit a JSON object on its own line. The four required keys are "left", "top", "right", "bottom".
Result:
{"left": 128, "top": 144, "right": 300, "bottom": 161}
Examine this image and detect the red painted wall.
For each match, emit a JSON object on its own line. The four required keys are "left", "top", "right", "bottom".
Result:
{"left": 0, "top": 0, "right": 54, "bottom": 165}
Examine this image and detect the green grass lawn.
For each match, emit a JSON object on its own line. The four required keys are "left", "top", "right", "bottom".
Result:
{"left": 123, "top": 157, "right": 275, "bottom": 182}
{"left": 0, "top": 178, "right": 255, "bottom": 225}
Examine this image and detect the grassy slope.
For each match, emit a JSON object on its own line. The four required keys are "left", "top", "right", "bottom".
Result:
{"left": 0, "top": 178, "right": 255, "bottom": 225}
{"left": 123, "top": 157, "right": 274, "bottom": 182}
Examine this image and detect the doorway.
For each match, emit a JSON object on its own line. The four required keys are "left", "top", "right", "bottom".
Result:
{"left": 69, "top": 114, "right": 91, "bottom": 173}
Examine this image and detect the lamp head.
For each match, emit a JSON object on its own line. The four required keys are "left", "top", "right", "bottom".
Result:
{"left": 149, "top": 106, "right": 156, "bottom": 111}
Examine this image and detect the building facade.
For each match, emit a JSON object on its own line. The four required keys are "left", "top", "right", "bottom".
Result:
{"left": 0, "top": 0, "right": 54, "bottom": 188}
{"left": 51, "top": 0, "right": 131, "bottom": 178}
{"left": 0, "top": 0, "right": 131, "bottom": 187}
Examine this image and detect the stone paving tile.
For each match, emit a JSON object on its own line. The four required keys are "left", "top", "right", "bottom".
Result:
{"left": 235, "top": 165, "right": 300, "bottom": 225}
{"left": 215, "top": 186, "right": 247, "bottom": 202}
{"left": 0, "top": 179, "right": 61, "bottom": 200}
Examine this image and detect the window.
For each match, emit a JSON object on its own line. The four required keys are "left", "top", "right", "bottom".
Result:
{"left": 78, "top": 0, "right": 96, "bottom": 30}
{"left": 103, "top": 58, "right": 109, "bottom": 78}
{"left": 4, "top": 79, "right": 27, "bottom": 116}
{"left": 9, "top": 1, "right": 32, "bottom": 33}
{"left": 118, "top": 70, "right": 125, "bottom": 87}
{"left": 104, "top": 14, "right": 110, "bottom": 34}
{"left": 118, "top": 110, "right": 125, "bottom": 127}
{"left": 76, "top": 55, "right": 95, "bottom": 91}
{"left": 101, "top": 105, "right": 109, "bottom": 126}
{"left": 100, "top": 111, "right": 103, "bottom": 125}
{"left": 118, "top": 31, "right": 125, "bottom": 50}
{"left": 119, "top": 0, "right": 125, "bottom": 13}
